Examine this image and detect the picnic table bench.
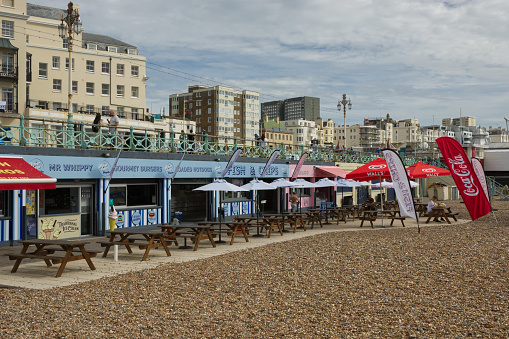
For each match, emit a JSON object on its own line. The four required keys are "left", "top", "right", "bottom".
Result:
{"left": 424, "top": 207, "right": 455, "bottom": 224}
{"left": 98, "top": 229, "right": 171, "bottom": 261}
{"left": 270, "top": 212, "right": 307, "bottom": 232}
{"left": 360, "top": 210, "right": 405, "bottom": 228}
{"left": 234, "top": 216, "right": 283, "bottom": 238}
{"left": 159, "top": 224, "right": 216, "bottom": 251}
{"left": 197, "top": 221, "right": 249, "bottom": 245}
{"left": 4, "top": 239, "right": 98, "bottom": 278}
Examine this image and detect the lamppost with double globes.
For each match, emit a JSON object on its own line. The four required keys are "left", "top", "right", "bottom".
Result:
{"left": 337, "top": 94, "right": 352, "bottom": 148}
{"left": 58, "top": 2, "right": 82, "bottom": 140}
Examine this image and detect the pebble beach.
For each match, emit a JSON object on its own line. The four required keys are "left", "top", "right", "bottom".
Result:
{"left": 0, "top": 200, "right": 508, "bottom": 338}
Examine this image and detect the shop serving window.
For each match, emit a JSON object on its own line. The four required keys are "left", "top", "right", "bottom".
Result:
{"left": 41, "top": 187, "right": 80, "bottom": 215}
{"left": 110, "top": 183, "right": 158, "bottom": 207}
{"left": 0, "top": 190, "right": 7, "bottom": 217}
{"left": 221, "top": 178, "right": 250, "bottom": 201}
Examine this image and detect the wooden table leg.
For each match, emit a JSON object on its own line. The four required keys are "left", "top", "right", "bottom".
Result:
{"left": 230, "top": 224, "right": 238, "bottom": 245}
{"left": 240, "top": 225, "right": 249, "bottom": 242}
{"left": 11, "top": 244, "right": 31, "bottom": 273}
{"left": 141, "top": 236, "right": 156, "bottom": 261}
{"left": 193, "top": 229, "right": 205, "bottom": 251}
{"left": 55, "top": 248, "right": 74, "bottom": 278}
{"left": 205, "top": 228, "right": 216, "bottom": 248}
{"left": 78, "top": 245, "right": 96, "bottom": 271}
{"left": 158, "top": 236, "right": 172, "bottom": 257}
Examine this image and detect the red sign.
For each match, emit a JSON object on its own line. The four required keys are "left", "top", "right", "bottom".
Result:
{"left": 0, "top": 157, "right": 56, "bottom": 190}
{"left": 436, "top": 137, "right": 491, "bottom": 221}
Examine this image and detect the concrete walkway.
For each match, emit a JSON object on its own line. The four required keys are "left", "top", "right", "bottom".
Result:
{"left": 0, "top": 217, "right": 468, "bottom": 290}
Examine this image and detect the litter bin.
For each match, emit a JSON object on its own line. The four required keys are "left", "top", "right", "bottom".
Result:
{"left": 172, "top": 211, "right": 182, "bottom": 225}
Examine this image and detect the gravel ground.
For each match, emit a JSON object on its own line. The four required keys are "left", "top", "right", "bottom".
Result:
{"left": 0, "top": 200, "right": 508, "bottom": 338}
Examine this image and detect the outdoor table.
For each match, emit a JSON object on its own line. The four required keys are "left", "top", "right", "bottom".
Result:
{"left": 4, "top": 239, "right": 98, "bottom": 278}
{"left": 303, "top": 210, "right": 323, "bottom": 229}
{"left": 425, "top": 207, "right": 454, "bottom": 224}
{"left": 269, "top": 212, "right": 306, "bottom": 233}
{"left": 234, "top": 216, "right": 283, "bottom": 238}
{"left": 99, "top": 229, "right": 171, "bottom": 261}
{"left": 342, "top": 205, "right": 362, "bottom": 221}
{"left": 197, "top": 221, "right": 249, "bottom": 245}
{"left": 360, "top": 210, "right": 404, "bottom": 228}
{"left": 415, "top": 203, "right": 429, "bottom": 216}
{"left": 309, "top": 207, "right": 347, "bottom": 225}
{"left": 159, "top": 224, "right": 216, "bottom": 251}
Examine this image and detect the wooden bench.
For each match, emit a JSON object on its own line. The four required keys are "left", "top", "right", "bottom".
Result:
{"left": 446, "top": 212, "right": 459, "bottom": 221}
{"left": 387, "top": 216, "right": 406, "bottom": 227}
{"left": 359, "top": 215, "right": 377, "bottom": 228}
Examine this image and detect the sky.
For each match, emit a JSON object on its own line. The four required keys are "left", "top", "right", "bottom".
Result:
{"left": 35, "top": 0, "right": 509, "bottom": 128}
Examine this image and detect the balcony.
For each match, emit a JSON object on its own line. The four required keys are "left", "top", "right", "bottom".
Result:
{"left": 0, "top": 65, "right": 17, "bottom": 79}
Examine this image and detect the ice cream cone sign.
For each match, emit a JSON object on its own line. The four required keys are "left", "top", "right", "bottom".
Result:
{"left": 40, "top": 219, "right": 56, "bottom": 239}
{"left": 108, "top": 205, "right": 118, "bottom": 231}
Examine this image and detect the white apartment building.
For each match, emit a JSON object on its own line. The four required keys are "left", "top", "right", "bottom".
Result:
{"left": 393, "top": 119, "right": 423, "bottom": 150}
{"left": 282, "top": 119, "right": 317, "bottom": 147}
{"left": 488, "top": 127, "right": 509, "bottom": 143}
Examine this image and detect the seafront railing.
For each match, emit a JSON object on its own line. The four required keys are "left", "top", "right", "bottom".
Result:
{"left": 1, "top": 115, "right": 421, "bottom": 165}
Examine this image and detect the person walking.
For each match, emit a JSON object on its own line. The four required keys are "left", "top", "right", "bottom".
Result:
{"left": 107, "top": 109, "right": 120, "bottom": 148}
{"left": 289, "top": 191, "right": 300, "bottom": 212}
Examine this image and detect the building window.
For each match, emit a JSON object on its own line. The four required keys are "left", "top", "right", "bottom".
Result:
{"left": 86, "top": 60, "right": 94, "bottom": 73}
{"left": 102, "top": 106, "right": 109, "bottom": 115}
{"left": 38, "top": 63, "right": 47, "bottom": 78}
{"left": 87, "top": 43, "right": 97, "bottom": 50}
{"left": 72, "top": 81, "right": 78, "bottom": 94}
{"left": 117, "top": 85, "right": 124, "bottom": 97}
{"left": 1, "top": 88, "right": 13, "bottom": 111}
{"left": 52, "top": 56, "right": 60, "bottom": 69}
{"left": 52, "top": 79, "right": 61, "bottom": 92}
{"left": 107, "top": 46, "right": 117, "bottom": 53}
{"left": 131, "top": 65, "right": 139, "bottom": 77}
{"left": 86, "top": 105, "right": 94, "bottom": 114}
{"left": 41, "top": 187, "right": 80, "bottom": 215}
{"left": 131, "top": 86, "right": 139, "bottom": 98}
{"left": 110, "top": 183, "right": 158, "bottom": 207}
{"left": 2, "top": 0, "right": 14, "bottom": 8}
{"left": 65, "top": 58, "right": 75, "bottom": 70}
{"left": 131, "top": 108, "right": 138, "bottom": 120}
{"left": 127, "top": 49, "right": 138, "bottom": 55}
{"left": 102, "top": 62, "right": 110, "bottom": 74}
{"left": 1, "top": 20, "right": 13, "bottom": 38}
{"left": 102, "top": 84, "right": 109, "bottom": 96}
{"left": 86, "top": 82, "right": 94, "bottom": 95}
{"left": 116, "top": 64, "right": 124, "bottom": 76}
{"left": 63, "top": 37, "right": 68, "bottom": 49}
{"left": 117, "top": 106, "right": 124, "bottom": 117}
{"left": 52, "top": 102, "right": 61, "bottom": 110}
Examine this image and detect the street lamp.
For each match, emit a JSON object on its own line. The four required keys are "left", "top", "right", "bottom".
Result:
{"left": 58, "top": 2, "right": 82, "bottom": 125}
{"left": 337, "top": 94, "right": 352, "bottom": 148}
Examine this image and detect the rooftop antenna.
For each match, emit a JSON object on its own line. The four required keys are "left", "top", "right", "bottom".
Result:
{"left": 505, "top": 117, "right": 508, "bottom": 131}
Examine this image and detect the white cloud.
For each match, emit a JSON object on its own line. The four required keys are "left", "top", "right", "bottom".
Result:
{"left": 36, "top": 0, "right": 509, "bottom": 126}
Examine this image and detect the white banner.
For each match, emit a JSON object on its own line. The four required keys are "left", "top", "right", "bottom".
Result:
{"left": 382, "top": 149, "right": 418, "bottom": 221}
{"left": 471, "top": 158, "right": 490, "bottom": 202}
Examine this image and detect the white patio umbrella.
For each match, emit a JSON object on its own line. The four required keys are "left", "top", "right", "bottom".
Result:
{"left": 336, "top": 179, "right": 359, "bottom": 206}
{"left": 270, "top": 178, "right": 299, "bottom": 213}
{"left": 194, "top": 179, "right": 248, "bottom": 243}
{"left": 240, "top": 179, "right": 277, "bottom": 236}
{"left": 371, "top": 181, "right": 393, "bottom": 189}
{"left": 293, "top": 179, "right": 317, "bottom": 211}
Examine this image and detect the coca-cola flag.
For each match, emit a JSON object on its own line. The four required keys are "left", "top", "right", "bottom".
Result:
{"left": 471, "top": 157, "right": 490, "bottom": 203}
{"left": 436, "top": 137, "right": 492, "bottom": 220}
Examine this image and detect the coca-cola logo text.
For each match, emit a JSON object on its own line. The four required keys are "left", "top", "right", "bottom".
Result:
{"left": 448, "top": 154, "right": 479, "bottom": 197}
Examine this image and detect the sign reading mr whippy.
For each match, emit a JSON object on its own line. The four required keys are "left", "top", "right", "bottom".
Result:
{"left": 436, "top": 137, "right": 491, "bottom": 221}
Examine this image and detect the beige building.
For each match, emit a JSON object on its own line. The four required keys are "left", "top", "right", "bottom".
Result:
{"left": 334, "top": 124, "right": 379, "bottom": 148}
{"left": 261, "top": 115, "right": 293, "bottom": 148}
{"left": 488, "top": 126, "right": 509, "bottom": 143}
{"left": 442, "top": 116, "right": 476, "bottom": 128}
{"left": 0, "top": 2, "right": 161, "bottom": 137}
{"left": 169, "top": 85, "right": 259, "bottom": 141}
{"left": 315, "top": 117, "right": 335, "bottom": 146}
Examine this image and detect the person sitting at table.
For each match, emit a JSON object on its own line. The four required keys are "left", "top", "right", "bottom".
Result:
{"left": 427, "top": 195, "right": 445, "bottom": 222}
{"left": 365, "top": 195, "right": 376, "bottom": 211}
{"left": 289, "top": 191, "right": 300, "bottom": 212}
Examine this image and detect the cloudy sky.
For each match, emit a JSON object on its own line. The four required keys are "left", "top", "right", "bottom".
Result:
{"left": 36, "top": 0, "right": 509, "bottom": 128}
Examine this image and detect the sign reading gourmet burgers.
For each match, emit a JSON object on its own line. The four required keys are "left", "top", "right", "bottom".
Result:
{"left": 436, "top": 137, "right": 491, "bottom": 221}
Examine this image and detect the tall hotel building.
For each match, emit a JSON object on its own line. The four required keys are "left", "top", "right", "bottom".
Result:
{"left": 261, "top": 96, "right": 320, "bottom": 121}
{"left": 169, "top": 85, "right": 260, "bottom": 140}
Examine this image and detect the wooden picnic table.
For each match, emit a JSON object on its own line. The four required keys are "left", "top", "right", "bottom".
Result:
{"left": 425, "top": 207, "right": 458, "bottom": 224}
{"left": 342, "top": 205, "right": 363, "bottom": 221}
{"left": 4, "top": 239, "right": 98, "bottom": 278}
{"left": 269, "top": 212, "right": 307, "bottom": 232}
{"left": 415, "top": 203, "right": 429, "bottom": 216}
{"left": 234, "top": 216, "right": 283, "bottom": 238}
{"left": 308, "top": 207, "right": 347, "bottom": 225}
{"left": 197, "top": 221, "right": 249, "bottom": 245}
{"left": 360, "top": 209, "right": 405, "bottom": 228}
{"left": 98, "top": 229, "right": 171, "bottom": 261}
{"left": 159, "top": 224, "right": 216, "bottom": 251}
